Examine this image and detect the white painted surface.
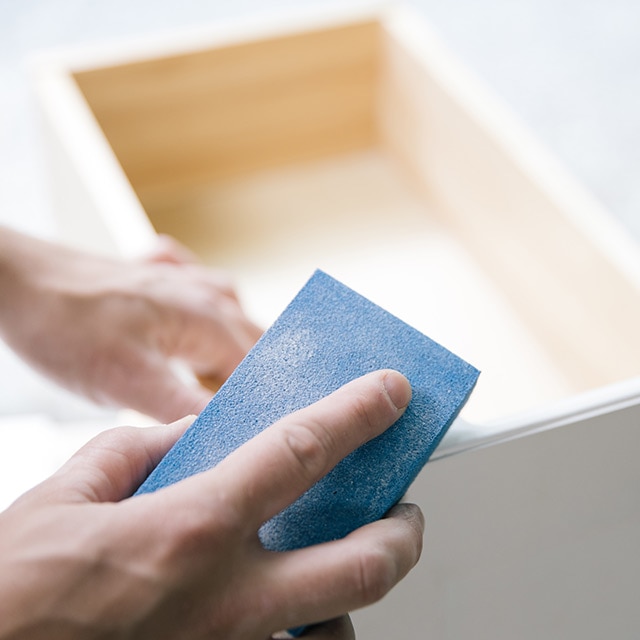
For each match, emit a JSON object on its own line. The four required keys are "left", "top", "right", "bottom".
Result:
{"left": 354, "top": 400, "right": 640, "bottom": 639}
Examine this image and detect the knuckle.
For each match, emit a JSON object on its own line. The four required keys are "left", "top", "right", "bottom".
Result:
{"left": 164, "top": 508, "right": 211, "bottom": 556}
{"left": 281, "top": 421, "right": 335, "bottom": 482}
{"left": 88, "top": 424, "right": 138, "bottom": 448}
{"left": 164, "top": 496, "right": 244, "bottom": 560}
{"left": 355, "top": 544, "right": 398, "bottom": 604}
{"left": 77, "top": 426, "right": 141, "bottom": 470}
{"left": 348, "top": 393, "right": 380, "bottom": 436}
{"left": 347, "top": 375, "right": 403, "bottom": 439}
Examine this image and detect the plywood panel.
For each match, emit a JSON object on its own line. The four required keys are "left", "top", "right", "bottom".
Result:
{"left": 73, "top": 21, "right": 380, "bottom": 190}
{"left": 40, "top": 8, "right": 640, "bottom": 419}
{"left": 378, "top": 20, "right": 640, "bottom": 390}
{"left": 140, "top": 150, "right": 577, "bottom": 423}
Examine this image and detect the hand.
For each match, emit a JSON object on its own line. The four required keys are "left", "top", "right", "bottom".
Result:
{"left": 0, "top": 371, "right": 423, "bottom": 639}
{"left": 0, "top": 227, "right": 262, "bottom": 421}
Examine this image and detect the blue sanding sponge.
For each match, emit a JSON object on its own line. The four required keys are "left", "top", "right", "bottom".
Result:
{"left": 136, "top": 270, "right": 479, "bottom": 552}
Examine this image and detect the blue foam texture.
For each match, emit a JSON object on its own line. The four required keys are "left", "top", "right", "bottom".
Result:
{"left": 136, "top": 270, "right": 479, "bottom": 553}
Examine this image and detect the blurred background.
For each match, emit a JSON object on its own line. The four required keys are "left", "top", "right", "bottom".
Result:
{"left": 1, "top": 0, "right": 639, "bottom": 503}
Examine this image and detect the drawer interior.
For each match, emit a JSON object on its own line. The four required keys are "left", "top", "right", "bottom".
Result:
{"left": 72, "top": 17, "right": 640, "bottom": 423}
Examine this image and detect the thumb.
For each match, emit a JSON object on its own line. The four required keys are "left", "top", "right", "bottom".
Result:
{"left": 44, "top": 418, "right": 195, "bottom": 504}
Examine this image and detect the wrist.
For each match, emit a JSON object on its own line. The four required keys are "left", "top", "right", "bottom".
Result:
{"left": 0, "top": 226, "right": 45, "bottom": 337}
{"left": 0, "top": 226, "right": 81, "bottom": 361}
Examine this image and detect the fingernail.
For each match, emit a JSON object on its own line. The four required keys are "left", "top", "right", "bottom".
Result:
{"left": 383, "top": 371, "right": 412, "bottom": 411}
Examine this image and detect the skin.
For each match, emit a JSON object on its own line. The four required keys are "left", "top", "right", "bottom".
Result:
{"left": 0, "top": 226, "right": 425, "bottom": 637}
{"left": 0, "top": 370, "right": 424, "bottom": 639}
{"left": 0, "top": 226, "right": 262, "bottom": 422}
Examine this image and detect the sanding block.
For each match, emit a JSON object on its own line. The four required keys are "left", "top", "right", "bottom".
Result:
{"left": 136, "top": 270, "right": 479, "bottom": 627}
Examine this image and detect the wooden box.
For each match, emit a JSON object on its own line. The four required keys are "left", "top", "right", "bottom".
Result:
{"left": 33, "top": 5, "right": 640, "bottom": 637}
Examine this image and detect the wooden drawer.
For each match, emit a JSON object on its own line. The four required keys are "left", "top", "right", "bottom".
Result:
{"left": 32, "top": 6, "right": 640, "bottom": 636}
{"left": 32, "top": 5, "right": 640, "bottom": 431}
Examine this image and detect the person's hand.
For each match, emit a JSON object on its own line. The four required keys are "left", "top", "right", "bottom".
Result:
{"left": 0, "top": 227, "right": 262, "bottom": 421}
{"left": 0, "top": 370, "right": 424, "bottom": 639}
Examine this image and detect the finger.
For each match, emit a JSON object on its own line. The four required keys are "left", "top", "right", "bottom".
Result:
{"left": 141, "top": 236, "right": 249, "bottom": 309}
{"left": 190, "top": 322, "right": 257, "bottom": 383}
{"left": 196, "top": 373, "right": 223, "bottom": 394}
{"left": 165, "top": 370, "right": 411, "bottom": 531}
{"left": 144, "top": 234, "right": 200, "bottom": 265}
{"left": 165, "top": 293, "right": 261, "bottom": 384}
{"left": 109, "top": 348, "right": 213, "bottom": 423}
{"left": 29, "top": 417, "right": 195, "bottom": 504}
{"left": 183, "top": 298, "right": 263, "bottom": 380}
{"left": 136, "top": 368, "right": 212, "bottom": 424}
{"left": 267, "top": 504, "right": 424, "bottom": 632}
